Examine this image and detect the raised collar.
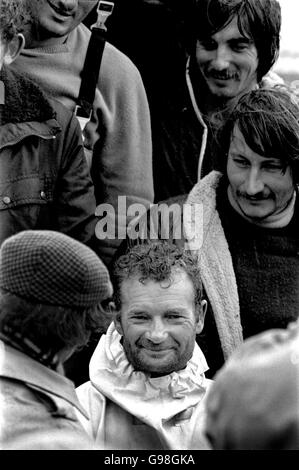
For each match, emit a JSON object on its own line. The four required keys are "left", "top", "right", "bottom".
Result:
{"left": 89, "top": 323, "right": 210, "bottom": 428}
{"left": 0, "top": 341, "right": 88, "bottom": 419}
{"left": 0, "top": 66, "right": 56, "bottom": 125}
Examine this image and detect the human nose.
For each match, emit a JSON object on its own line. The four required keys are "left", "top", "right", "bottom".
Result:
{"left": 245, "top": 168, "right": 265, "bottom": 195}
{"left": 212, "top": 45, "right": 232, "bottom": 70}
{"left": 56, "top": 0, "right": 78, "bottom": 11}
{"left": 144, "top": 318, "right": 168, "bottom": 344}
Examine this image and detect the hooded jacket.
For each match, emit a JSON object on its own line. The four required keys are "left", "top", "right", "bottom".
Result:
{"left": 76, "top": 323, "right": 212, "bottom": 450}
{"left": 184, "top": 171, "right": 243, "bottom": 360}
{"left": 0, "top": 67, "right": 98, "bottom": 249}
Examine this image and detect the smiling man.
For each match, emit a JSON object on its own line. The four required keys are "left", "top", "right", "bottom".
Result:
{"left": 188, "top": 0, "right": 282, "bottom": 177}
{"left": 76, "top": 242, "right": 212, "bottom": 450}
{"left": 183, "top": 86, "right": 299, "bottom": 377}
{"left": 130, "top": 0, "right": 281, "bottom": 201}
{"left": 11, "top": 0, "right": 154, "bottom": 267}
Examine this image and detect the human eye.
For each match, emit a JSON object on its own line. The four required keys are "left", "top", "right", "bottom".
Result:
{"left": 130, "top": 312, "right": 149, "bottom": 321}
{"left": 231, "top": 155, "right": 249, "bottom": 167}
{"left": 165, "top": 312, "right": 184, "bottom": 321}
{"left": 198, "top": 39, "right": 217, "bottom": 51}
{"left": 262, "top": 160, "right": 285, "bottom": 172}
{"left": 230, "top": 40, "right": 251, "bottom": 52}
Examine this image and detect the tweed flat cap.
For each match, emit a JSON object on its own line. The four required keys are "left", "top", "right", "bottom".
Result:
{"left": 0, "top": 230, "right": 112, "bottom": 307}
{"left": 205, "top": 321, "right": 299, "bottom": 450}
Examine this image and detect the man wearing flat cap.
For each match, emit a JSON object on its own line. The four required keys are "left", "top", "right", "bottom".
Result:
{"left": 0, "top": 230, "right": 113, "bottom": 450}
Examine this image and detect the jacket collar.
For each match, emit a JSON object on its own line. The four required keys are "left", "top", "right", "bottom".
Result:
{"left": 0, "top": 66, "right": 56, "bottom": 125}
{"left": 89, "top": 323, "right": 210, "bottom": 429}
{"left": 185, "top": 171, "right": 243, "bottom": 359}
{"left": 0, "top": 341, "right": 88, "bottom": 419}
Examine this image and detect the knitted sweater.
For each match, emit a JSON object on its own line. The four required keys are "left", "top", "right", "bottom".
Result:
{"left": 12, "top": 24, "right": 154, "bottom": 265}
{"left": 185, "top": 172, "right": 299, "bottom": 376}
{"left": 217, "top": 178, "right": 299, "bottom": 338}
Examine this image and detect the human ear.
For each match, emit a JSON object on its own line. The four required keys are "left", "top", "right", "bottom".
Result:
{"left": 195, "top": 299, "right": 207, "bottom": 334}
{"left": 114, "top": 311, "right": 124, "bottom": 336}
{"left": 3, "top": 34, "right": 25, "bottom": 66}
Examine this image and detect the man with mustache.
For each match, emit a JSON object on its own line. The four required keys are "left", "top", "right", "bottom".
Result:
{"left": 11, "top": 0, "right": 154, "bottom": 266}
{"left": 183, "top": 86, "right": 299, "bottom": 378}
{"left": 121, "top": 86, "right": 299, "bottom": 380}
{"left": 76, "top": 242, "right": 212, "bottom": 450}
{"left": 107, "top": 0, "right": 281, "bottom": 201}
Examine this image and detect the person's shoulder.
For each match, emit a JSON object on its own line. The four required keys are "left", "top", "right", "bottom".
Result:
{"left": 48, "top": 96, "right": 80, "bottom": 131}
{"left": 102, "top": 41, "right": 143, "bottom": 81}
{"left": 73, "top": 23, "right": 143, "bottom": 82}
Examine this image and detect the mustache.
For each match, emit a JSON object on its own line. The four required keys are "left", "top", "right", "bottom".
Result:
{"left": 237, "top": 191, "right": 270, "bottom": 201}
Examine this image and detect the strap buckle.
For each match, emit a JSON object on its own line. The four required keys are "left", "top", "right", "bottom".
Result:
{"left": 92, "top": 1, "right": 114, "bottom": 32}
{"left": 74, "top": 105, "right": 92, "bottom": 120}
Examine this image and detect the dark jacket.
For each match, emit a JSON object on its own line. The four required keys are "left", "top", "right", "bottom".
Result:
{"left": 0, "top": 67, "right": 97, "bottom": 248}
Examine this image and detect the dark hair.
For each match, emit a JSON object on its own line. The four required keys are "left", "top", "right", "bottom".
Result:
{"left": 218, "top": 86, "right": 299, "bottom": 183}
{"left": 112, "top": 241, "right": 203, "bottom": 316}
{"left": 0, "top": 0, "right": 29, "bottom": 42}
{"left": 0, "top": 291, "right": 109, "bottom": 356}
{"left": 190, "top": 0, "right": 281, "bottom": 82}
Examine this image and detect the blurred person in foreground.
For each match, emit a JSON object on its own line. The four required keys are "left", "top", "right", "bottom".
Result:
{"left": 205, "top": 319, "right": 299, "bottom": 450}
{"left": 0, "top": 230, "right": 112, "bottom": 450}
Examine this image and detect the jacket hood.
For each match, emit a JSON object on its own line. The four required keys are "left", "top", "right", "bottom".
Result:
{"left": 89, "top": 323, "right": 210, "bottom": 429}
{"left": 0, "top": 67, "right": 55, "bottom": 125}
{"left": 184, "top": 171, "right": 243, "bottom": 359}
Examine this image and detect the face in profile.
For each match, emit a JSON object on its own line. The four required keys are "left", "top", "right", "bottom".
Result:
{"left": 195, "top": 16, "right": 258, "bottom": 100}
{"left": 227, "top": 125, "right": 295, "bottom": 222}
{"left": 25, "top": 0, "right": 97, "bottom": 43}
{"left": 115, "top": 269, "right": 206, "bottom": 377}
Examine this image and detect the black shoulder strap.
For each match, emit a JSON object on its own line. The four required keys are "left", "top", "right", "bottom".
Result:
{"left": 75, "top": 27, "right": 106, "bottom": 119}
{"left": 75, "top": 1, "right": 115, "bottom": 120}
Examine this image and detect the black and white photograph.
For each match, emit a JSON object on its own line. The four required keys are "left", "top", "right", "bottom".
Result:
{"left": 0, "top": 0, "right": 298, "bottom": 453}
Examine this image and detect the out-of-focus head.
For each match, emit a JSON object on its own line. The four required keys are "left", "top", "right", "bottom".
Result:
{"left": 191, "top": 0, "right": 281, "bottom": 99}
{"left": 220, "top": 87, "right": 299, "bottom": 223}
{"left": 0, "top": 230, "right": 113, "bottom": 364}
{"left": 23, "top": 0, "right": 98, "bottom": 47}
{"left": 0, "top": 0, "right": 28, "bottom": 70}
{"left": 205, "top": 320, "right": 299, "bottom": 449}
{"left": 111, "top": 242, "right": 206, "bottom": 377}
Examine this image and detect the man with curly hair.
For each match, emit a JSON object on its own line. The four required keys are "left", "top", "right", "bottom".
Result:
{"left": 76, "top": 241, "right": 212, "bottom": 450}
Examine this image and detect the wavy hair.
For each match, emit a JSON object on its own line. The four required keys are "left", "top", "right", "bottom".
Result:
{"left": 112, "top": 241, "right": 203, "bottom": 318}
{"left": 190, "top": 0, "right": 281, "bottom": 82}
{"left": 218, "top": 86, "right": 299, "bottom": 183}
{"left": 0, "top": 0, "right": 30, "bottom": 42}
